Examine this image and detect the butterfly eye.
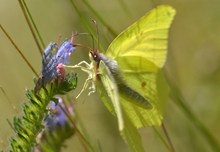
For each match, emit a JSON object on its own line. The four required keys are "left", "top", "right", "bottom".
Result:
{"left": 90, "top": 51, "right": 97, "bottom": 61}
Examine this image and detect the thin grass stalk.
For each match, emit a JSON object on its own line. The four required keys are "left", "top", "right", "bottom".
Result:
{"left": 0, "top": 86, "right": 20, "bottom": 114}
{"left": 18, "top": 0, "right": 43, "bottom": 55}
{"left": 74, "top": 110, "right": 99, "bottom": 151}
{"left": 59, "top": 101, "right": 95, "bottom": 152}
{"left": 162, "top": 123, "right": 175, "bottom": 152}
{"left": 81, "top": 0, "right": 117, "bottom": 37}
{"left": 152, "top": 126, "right": 170, "bottom": 150}
{"left": 117, "top": 0, "right": 132, "bottom": 18}
{"left": 168, "top": 78, "right": 220, "bottom": 152}
{"left": 22, "top": 0, "right": 46, "bottom": 48}
{"left": 69, "top": 0, "right": 105, "bottom": 52}
{"left": 0, "top": 25, "right": 38, "bottom": 77}
{"left": 69, "top": 0, "right": 95, "bottom": 38}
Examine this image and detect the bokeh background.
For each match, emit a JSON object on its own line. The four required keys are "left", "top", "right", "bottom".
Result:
{"left": 1, "top": 0, "right": 220, "bottom": 151}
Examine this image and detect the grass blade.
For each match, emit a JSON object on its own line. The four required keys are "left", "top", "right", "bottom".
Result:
{"left": 22, "top": 0, "right": 46, "bottom": 48}
{"left": 81, "top": 0, "right": 117, "bottom": 37}
{"left": 167, "top": 77, "right": 220, "bottom": 151}
{"left": 0, "top": 24, "right": 38, "bottom": 77}
{"left": 18, "top": 0, "right": 43, "bottom": 55}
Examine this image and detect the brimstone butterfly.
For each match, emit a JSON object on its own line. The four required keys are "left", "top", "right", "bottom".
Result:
{"left": 65, "top": 5, "right": 176, "bottom": 132}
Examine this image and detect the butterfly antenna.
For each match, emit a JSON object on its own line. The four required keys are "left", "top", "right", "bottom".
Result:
{"left": 71, "top": 32, "right": 94, "bottom": 51}
{"left": 92, "top": 19, "right": 100, "bottom": 51}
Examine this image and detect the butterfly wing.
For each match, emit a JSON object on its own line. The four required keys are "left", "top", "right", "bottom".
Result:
{"left": 120, "top": 73, "right": 162, "bottom": 127}
{"left": 98, "top": 61, "right": 124, "bottom": 131}
{"left": 98, "top": 61, "right": 145, "bottom": 152}
{"left": 105, "top": 5, "right": 176, "bottom": 127}
{"left": 106, "top": 5, "right": 175, "bottom": 71}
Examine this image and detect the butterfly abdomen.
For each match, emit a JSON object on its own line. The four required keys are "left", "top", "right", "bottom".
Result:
{"left": 118, "top": 83, "right": 152, "bottom": 109}
{"left": 98, "top": 53, "right": 152, "bottom": 109}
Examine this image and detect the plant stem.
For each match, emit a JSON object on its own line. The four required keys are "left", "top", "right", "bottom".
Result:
{"left": 18, "top": 0, "right": 43, "bottom": 55}
{"left": 162, "top": 122, "right": 175, "bottom": 152}
{"left": 0, "top": 24, "right": 38, "bottom": 77}
{"left": 22, "top": 0, "right": 46, "bottom": 48}
{"left": 59, "top": 103, "right": 95, "bottom": 152}
{"left": 81, "top": 0, "right": 117, "bottom": 37}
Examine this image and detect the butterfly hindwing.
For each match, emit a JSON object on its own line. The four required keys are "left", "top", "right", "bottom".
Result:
{"left": 121, "top": 73, "right": 162, "bottom": 127}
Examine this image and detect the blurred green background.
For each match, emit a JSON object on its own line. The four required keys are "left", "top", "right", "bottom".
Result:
{"left": 1, "top": 0, "right": 220, "bottom": 151}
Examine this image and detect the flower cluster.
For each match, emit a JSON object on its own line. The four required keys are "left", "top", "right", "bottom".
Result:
{"left": 34, "top": 39, "right": 75, "bottom": 93}
{"left": 10, "top": 38, "right": 78, "bottom": 152}
{"left": 35, "top": 98, "right": 75, "bottom": 152}
{"left": 45, "top": 98, "right": 74, "bottom": 130}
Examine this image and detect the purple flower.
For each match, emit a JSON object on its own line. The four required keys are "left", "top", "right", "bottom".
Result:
{"left": 45, "top": 98, "right": 74, "bottom": 130}
{"left": 42, "top": 41, "right": 75, "bottom": 85}
{"left": 35, "top": 98, "right": 75, "bottom": 151}
{"left": 55, "top": 42, "right": 75, "bottom": 64}
{"left": 42, "top": 43, "right": 57, "bottom": 67}
{"left": 34, "top": 38, "right": 76, "bottom": 93}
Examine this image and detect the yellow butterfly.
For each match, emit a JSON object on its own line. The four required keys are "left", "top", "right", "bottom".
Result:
{"left": 65, "top": 5, "right": 176, "bottom": 151}
{"left": 67, "top": 4, "right": 175, "bottom": 126}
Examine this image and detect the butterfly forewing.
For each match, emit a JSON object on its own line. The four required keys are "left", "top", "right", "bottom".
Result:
{"left": 106, "top": 5, "right": 176, "bottom": 71}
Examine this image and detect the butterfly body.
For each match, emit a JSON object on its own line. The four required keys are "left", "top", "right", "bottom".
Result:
{"left": 90, "top": 50, "right": 153, "bottom": 109}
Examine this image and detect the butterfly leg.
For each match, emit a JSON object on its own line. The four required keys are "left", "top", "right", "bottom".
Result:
{"left": 76, "top": 61, "right": 91, "bottom": 68}
{"left": 76, "top": 77, "right": 92, "bottom": 98}
{"left": 63, "top": 61, "right": 91, "bottom": 69}
{"left": 78, "top": 66, "right": 96, "bottom": 97}
{"left": 63, "top": 61, "right": 96, "bottom": 98}
{"left": 88, "top": 81, "right": 96, "bottom": 95}
{"left": 76, "top": 76, "right": 96, "bottom": 98}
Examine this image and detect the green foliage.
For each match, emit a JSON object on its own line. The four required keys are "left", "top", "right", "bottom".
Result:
{"left": 9, "top": 73, "right": 77, "bottom": 152}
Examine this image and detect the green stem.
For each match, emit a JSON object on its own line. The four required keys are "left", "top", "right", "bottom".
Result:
{"left": 81, "top": 0, "right": 117, "bottom": 37}
{"left": 117, "top": 0, "right": 132, "bottom": 19}
{"left": 69, "top": 0, "right": 104, "bottom": 52}
{"left": 69, "top": 0, "right": 95, "bottom": 39}
{"left": 22, "top": 0, "right": 46, "bottom": 48}
{"left": 0, "top": 86, "right": 20, "bottom": 114}
{"left": 0, "top": 24, "right": 38, "bottom": 77}
{"left": 168, "top": 80, "right": 220, "bottom": 152}
{"left": 152, "top": 126, "right": 170, "bottom": 150}
{"left": 162, "top": 123, "right": 175, "bottom": 152}
{"left": 18, "top": 0, "right": 43, "bottom": 55}
{"left": 59, "top": 100, "right": 95, "bottom": 152}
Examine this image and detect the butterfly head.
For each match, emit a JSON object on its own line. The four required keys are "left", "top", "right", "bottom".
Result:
{"left": 89, "top": 49, "right": 101, "bottom": 63}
